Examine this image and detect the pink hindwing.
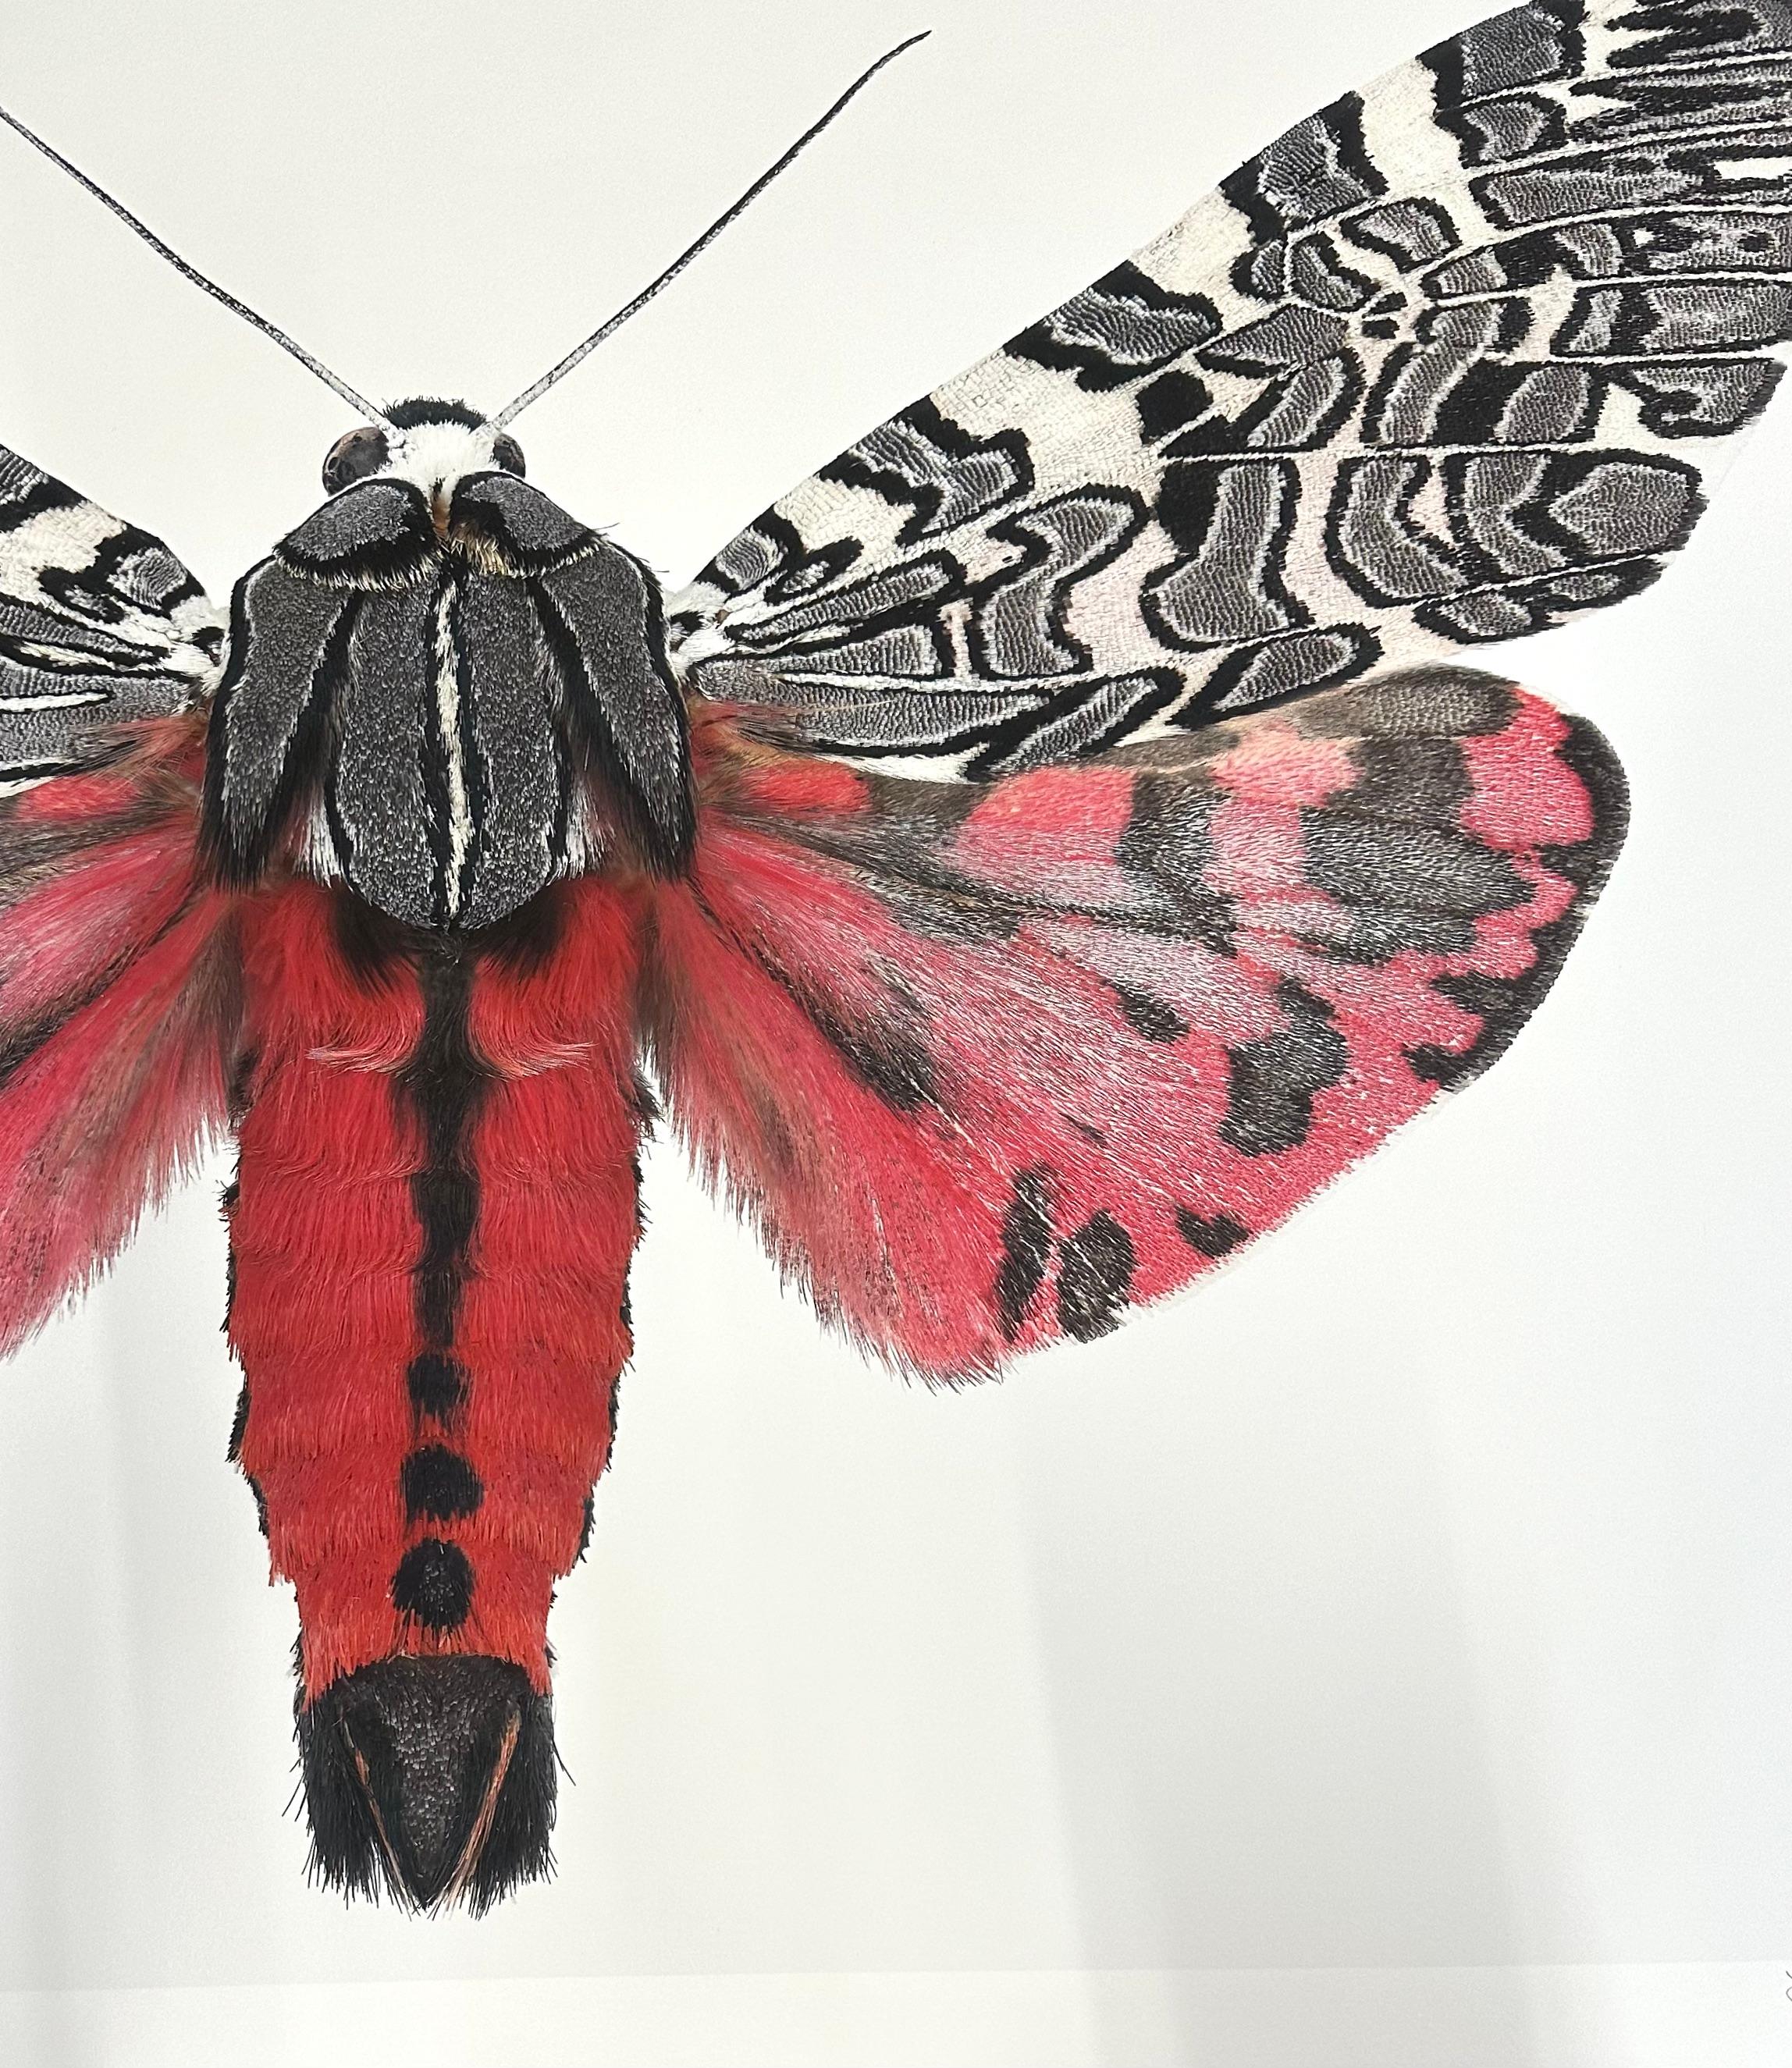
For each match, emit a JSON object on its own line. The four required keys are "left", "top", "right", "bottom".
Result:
{"left": 0, "top": 716, "right": 237, "bottom": 1355}
{"left": 647, "top": 670, "right": 1626, "bottom": 1380}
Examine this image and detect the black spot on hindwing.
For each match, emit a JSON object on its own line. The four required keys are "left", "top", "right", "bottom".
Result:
{"left": 1114, "top": 984, "right": 1190, "bottom": 1043}
{"left": 707, "top": 887, "right": 937, "bottom": 1113}
{"left": 1177, "top": 1210, "right": 1250, "bottom": 1259}
{"left": 802, "top": 986, "right": 937, "bottom": 1111}
{"left": 1220, "top": 982, "right": 1349, "bottom": 1156}
{"left": 995, "top": 1167, "right": 1055, "bottom": 1340}
{"left": 1057, "top": 1213, "right": 1136, "bottom": 1341}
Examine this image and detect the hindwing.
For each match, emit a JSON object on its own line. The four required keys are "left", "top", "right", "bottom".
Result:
{"left": 647, "top": 666, "right": 1626, "bottom": 1377}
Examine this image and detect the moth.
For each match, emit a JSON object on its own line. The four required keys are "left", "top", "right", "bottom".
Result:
{"left": 0, "top": 0, "right": 1782, "bottom": 1912}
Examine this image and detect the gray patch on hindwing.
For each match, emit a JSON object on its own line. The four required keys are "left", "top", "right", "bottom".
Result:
{"left": 1220, "top": 981, "right": 1349, "bottom": 1156}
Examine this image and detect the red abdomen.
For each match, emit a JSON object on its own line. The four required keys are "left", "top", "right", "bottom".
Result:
{"left": 226, "top": 875, "right": 646, "bottom": 1905}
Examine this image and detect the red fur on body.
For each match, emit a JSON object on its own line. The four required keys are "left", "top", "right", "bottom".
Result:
{"left": 229, "top": 878, "right": 644, "bottom": 1697}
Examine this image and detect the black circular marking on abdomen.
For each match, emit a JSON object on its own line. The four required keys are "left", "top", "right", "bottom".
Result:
{"left": 402, "top": 1446, "right": 484, "bottom": 1524}
{"left": 392, "top": 1538, "right": 475, "bottom": 1631}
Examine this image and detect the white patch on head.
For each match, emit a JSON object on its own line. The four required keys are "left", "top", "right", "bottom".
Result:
{"left": 379, "top": 418, "right": 503, "bottom": 499}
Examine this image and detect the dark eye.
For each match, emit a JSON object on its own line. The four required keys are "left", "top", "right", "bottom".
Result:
{"left": 321, "top": 425, "right": 389, "bottom": 494}
{"left": 492, "top": 433, "right": 526, "bottom": 478}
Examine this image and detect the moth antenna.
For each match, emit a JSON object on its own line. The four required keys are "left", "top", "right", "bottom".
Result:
{"left": 0, "top": 98, "right": 388, "bottom": 424}
{"left": 494, "top": 30, "right": 933, "bottom": 426}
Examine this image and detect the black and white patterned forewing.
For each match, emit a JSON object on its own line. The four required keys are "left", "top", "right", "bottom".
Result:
{"left": 670, "top": 0, "right": 1792, "bottom": 773}
{"left": 0, "top": 442, "right": 222, "bottom": 780}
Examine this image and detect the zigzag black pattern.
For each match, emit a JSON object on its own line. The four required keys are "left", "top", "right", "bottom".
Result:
{"left": 673, "top": 0, "right": 1792, "bottom": 772}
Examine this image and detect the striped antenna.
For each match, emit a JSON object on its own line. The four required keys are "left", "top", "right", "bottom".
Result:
{"left": 495, "top": 31, "right": 931, "bottom": 426}
{"left": 0, "top": 97, "right": 388, "bottom": 423}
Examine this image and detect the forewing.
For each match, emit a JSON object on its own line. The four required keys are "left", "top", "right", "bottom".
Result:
{"left": 645, "top": 669, "right": 1624, "bottom": 1380}
{"left": 0, "top": 441, "right": 223, "bottom": 781}
{"left": 670, "top": 0, "right": 1792, "bottom": 769}
{"left": 0, "top": 714, "right": 239, "bottom": 1354}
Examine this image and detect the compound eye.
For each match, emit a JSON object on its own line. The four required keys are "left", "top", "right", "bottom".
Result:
{"left": 491, "top": 432, "right": 526, "bottom": 478}
{"left": 321, "top": 425, "right": 390, "bottom": 494}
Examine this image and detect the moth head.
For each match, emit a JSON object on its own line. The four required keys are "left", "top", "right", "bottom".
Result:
{"left": 321, "top": 397, "right": 526, "bottom": 504}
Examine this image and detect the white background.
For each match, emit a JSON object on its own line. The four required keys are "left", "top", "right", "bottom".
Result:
{"left": 0, "top": 2, "right": 1789, "bottom": 2063}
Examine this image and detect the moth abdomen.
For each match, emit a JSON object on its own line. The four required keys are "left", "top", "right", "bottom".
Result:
{"left": 229, "top": 875, "right": 645, "bottom": 1910}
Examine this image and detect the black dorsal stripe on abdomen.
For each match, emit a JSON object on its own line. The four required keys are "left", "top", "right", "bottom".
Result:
{"left": 389, "top": 929, "right": 496, "bottom": 1629}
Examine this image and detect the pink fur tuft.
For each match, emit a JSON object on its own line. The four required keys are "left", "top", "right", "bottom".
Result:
{"left": 0, "top": 717, "right": 238, "bottom": 1355}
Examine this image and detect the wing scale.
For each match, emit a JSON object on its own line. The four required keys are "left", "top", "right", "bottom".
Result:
{"left": 647, "top": 668, "right": 1626, "bottom": 1379}
{"left": 0, "top": 441, "right": 222, "bottom": 782}
{"left": 669, "top": 0, "right": 1792, "bottom": 772}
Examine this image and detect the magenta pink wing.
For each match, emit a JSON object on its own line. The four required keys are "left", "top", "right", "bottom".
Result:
{"left": 0, "top": 716, "right": 239, "bottom": 1355}
{"left": 645, "top": 669, "right": 1626, "bottom": 1381}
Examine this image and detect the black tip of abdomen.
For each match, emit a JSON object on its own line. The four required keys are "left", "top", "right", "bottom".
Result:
{"left": 297, "top": 1654, "right": 556, "bottom": 1914}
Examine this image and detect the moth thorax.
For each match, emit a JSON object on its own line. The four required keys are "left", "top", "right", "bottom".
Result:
{"left": 204, "top": 471, "right": 695, "bottom": 929}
